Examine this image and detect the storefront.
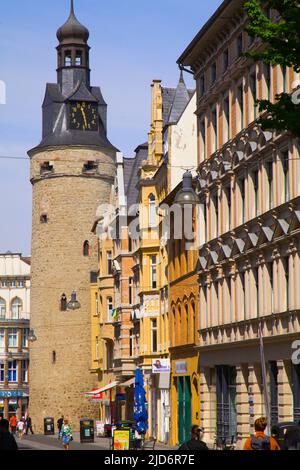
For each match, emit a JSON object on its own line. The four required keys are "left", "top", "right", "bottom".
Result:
{"left": 0, "top": 391, "right": 29, "bottom": 420}
{"left": 170, "top": 351, "right": 200, "bottom": 446}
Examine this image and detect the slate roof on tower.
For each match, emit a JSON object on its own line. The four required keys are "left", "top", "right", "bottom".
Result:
{"left": 162, "top": 73, "right": 194, "bottom": 128}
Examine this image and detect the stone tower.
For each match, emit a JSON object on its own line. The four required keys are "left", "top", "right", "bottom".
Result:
{"left": 28, "top": 0, "right": 117, "bottom": 431}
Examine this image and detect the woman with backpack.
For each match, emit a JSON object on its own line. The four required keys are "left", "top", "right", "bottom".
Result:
{"left": 243, "top": 417, "right": 280, "bottom": 450}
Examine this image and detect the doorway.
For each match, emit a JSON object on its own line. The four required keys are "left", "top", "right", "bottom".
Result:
{"left": 177, "top": 376, "right": 191, "bottom": 445}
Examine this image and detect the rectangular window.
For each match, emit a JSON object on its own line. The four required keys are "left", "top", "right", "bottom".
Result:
{"left": 1, "top": 280, "right": 6, "bottom": 288}
{"left": 107, "top": 251, "right": 113, "bottom": 275}
{"left": 199, "top": 119, "right": 206, "bottom": 161}
{"left": 10, "top": 280, "right": 15, "bottom": 288}
{"left": 0, "top": 329, "right": 4, "bottom": 348}
{"left": 249, "top": 71, "right": 257, "bottom": 120}
{"left": 283, "top": 257, "right": 289, "bottom": 310}
{"left": 8, "top": 328, "right": 18, "bottom": 348}
{"left": 264, "top": 63, "right": 271, "bottom": 101}
{"left": 107, "top": 297, "right": 113, "bottom": 323}
{"left": 253, "top": 267, "right": 259, "bottom": 317}
{"left": 237, "top": 83, "right": 244, "bottom": 131}
{"left": 252, "top": 169, "right": 259, "bottom": 217}
{"left": 223, "top": 96, "right": 230, "bottom": 142}
{"left": 149, "top": 196, "right": 156, "bottom": 228}
{"left": 225, "top": 186, "right": 231, "bottom": 230}
{"left": 18, "top": 280, "right": 23, "bottom": 288}
{"left": 129, "top": 329, "right": 134, "bottom": 357}
{"left": 151, "top": 319, "right": 158, "bottom": 353}
{"left": 8, "top": 360, "right": 17, "bottom": 382}
{"left": 211, "top": 108, "right": 217, "bottom": 152}
{"left": 267, "top": 262, "right": 274, "bottom": 313}
{"left": 95, "top": 336, "right": 99, "bottom": 361}
{"left": 239, "top": 178, "right": 246, "bottom": 224}
{"left": 237, "top": 33, "right": 243, "bottom": 57}
{"left": 21, "top": 360, "right": 28, "bottom": 383}
{"left": 282, "top": 151, "right": 290, "bottom": 202}
{"left": 211, "top": 62, "right": 217, "bottom": 84}
{"left": 266, "top": 161, "right": 273, "bottom": 210}
{"left": 213, "top": 194, "right": 219, "bottom": 238}
{"left": 129, "top": 277, "right": 133, "bottom": 305}
{"left": 199, "top": 76, "right": 205, "bottom": 97}
{"left": 223, "top": 49, "right": 229, "bottom": 72}
{"left": 21, "top": 329, "right": 28, "bottom": 348}
{"left": 0, "top": 300, "right": 5, "bottom": 318}
{"left": 0, "top": 361, "right": 4, "bottom": 382}
{"left": 241, "top": 271, "right": 246, "bottom": 320}
{"left": 150, "top": 256, "right": 157, "bottom": 289}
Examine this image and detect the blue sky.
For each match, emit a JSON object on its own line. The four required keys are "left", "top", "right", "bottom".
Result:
{"left": 0, "top": 0, "right": 222, "bottom": 255}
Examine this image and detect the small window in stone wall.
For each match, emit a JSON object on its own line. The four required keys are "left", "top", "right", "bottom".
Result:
{"left": 52, "top": 351, "right": 56, "bottom": 364}
{"left": 60, "top": 294, "right": 67, "bottom": 311}
{"left": 83, "top": 161, "right": 98, "bottom": 173}
{"left": 40, "top": 214, "right": 48, "bottom": 224}
{"left": 40, "top": 162, "right": 54, "bottom": 175}
{"left": 83, "top": 241, "right": 90, "bottom": 257}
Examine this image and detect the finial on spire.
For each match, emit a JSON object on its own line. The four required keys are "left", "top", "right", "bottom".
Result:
{"left": 70, "top": 0, "right": 74, "bottom": 15}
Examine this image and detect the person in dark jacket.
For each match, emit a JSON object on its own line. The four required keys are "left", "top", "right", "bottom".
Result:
{"left": 283, "top": 421, "right": 300, "bottom": 450}
{"left": 178, "top": 425, "right": 209, "bottom": 451}
{"left": 57, "top": 415, "right": 64, "bottom": 439}
{"left": 0, "top": 419, "right": 18, "bottom": 450}
{"left": 25, "top": 416, "right": 34, "bottom": 435}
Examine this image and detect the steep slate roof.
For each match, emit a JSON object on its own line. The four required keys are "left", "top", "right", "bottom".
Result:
{"left": 124, "top": 143, "right": 148, "bottom": 211}
{"left": 162, "top": 73, "right": 194, "bottom": 127}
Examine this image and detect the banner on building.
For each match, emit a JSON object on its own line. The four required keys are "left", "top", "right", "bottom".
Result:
{"left": 152, "top": 359, "right": 171, "bottom": 374}
{"left": 175, "top": 361, "right": 188, "bottom": 374}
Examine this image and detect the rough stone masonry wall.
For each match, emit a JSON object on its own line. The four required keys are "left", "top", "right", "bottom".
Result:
{"left": 29, "top": 147, "right": 115, "bottom": 432}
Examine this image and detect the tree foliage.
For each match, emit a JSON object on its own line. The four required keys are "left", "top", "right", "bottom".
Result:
{"left": 244, "top": 0, "right": 300, "bottom": 138}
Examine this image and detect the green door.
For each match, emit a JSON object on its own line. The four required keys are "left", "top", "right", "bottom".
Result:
{"left": 184, "top": 376, "right": 192, "bottom": 442}
{"left": 178, "top": 377, "right": 184, "bottom": 444}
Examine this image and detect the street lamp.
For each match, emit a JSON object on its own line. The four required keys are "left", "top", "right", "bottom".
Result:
{"left": 174, "top": 171, "right": 199, "bottom": 206}
{"left": 67, "top": 291, "right": 81, "bottom": 310}
{"left": 28, "top": 329, "right": 37, "bottom": 343}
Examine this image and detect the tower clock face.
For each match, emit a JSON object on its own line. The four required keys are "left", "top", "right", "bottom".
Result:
{"left": 69, "top": 101, "right": 99, "bottom": 131}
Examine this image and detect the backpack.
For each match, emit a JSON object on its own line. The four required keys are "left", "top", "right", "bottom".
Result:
{"left": 250, "top": 435, "right": 270, "bottom": 450}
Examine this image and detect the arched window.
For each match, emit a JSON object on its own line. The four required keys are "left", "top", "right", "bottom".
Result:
{"left": 83, "top": 241, "right": 90, "bottom": 257}
{"left": 0, "top": 298, "right": 6, "bottom": 318}
{"left": 75, "top": 50, "right": 82, "bottom": 66}
{"left": 52, "top": 351, "right": 56, "bottom": 364}
{"left": 60, "top": 294, "right": 67, "bottom": 312}
{"left": 11, "top": 298, "right": 22, "bottom": 319}
{"left": 149, "top": 194, "right": 156, "bottom": 228}
{"left": 64, "top": 51, "right": 72, "bottom": 67}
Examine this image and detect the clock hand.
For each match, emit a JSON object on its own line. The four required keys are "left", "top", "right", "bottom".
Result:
{"left": 80, "top": 107, "right": 88, "bottom": 129}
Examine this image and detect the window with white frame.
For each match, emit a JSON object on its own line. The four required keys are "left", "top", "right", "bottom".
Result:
{"left": 0, "top": 361, "right": 4, "bottom": 382}
{"left": 150, "top": 255, "right": 157, "bottom": 289}
{"left": 8, "top": 360, "right": 17, "bottom": 382}
{"left": 11, "top": 297, "right": 22, "bottom": 319}
{"left": 151, "top": 319, "right": 158, "bottom": 353}
{"left": 107, "top": 297, "right": 113, "bottom": 322}
{"left": 21, "top": 360, "right": 29, "bottom": 383}
{"left": 0, "top": 298, "right": 5, "bottom": 318}
{"left": 18, "top": 280, "right": 23, "bottom": 288}
{"left": 8, "top": 328, "right": 18, "bottom": 348}
{"left": 107, "top": 251, "right": 113, "bottom": 275}
{"left": 0, "top": 328, "right": 4, "bottom": 348}
{"left": 149, "top": 194, "right": 156, "bottom": 228}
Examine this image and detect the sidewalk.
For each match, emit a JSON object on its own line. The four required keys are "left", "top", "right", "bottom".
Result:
{"left": 19, "top": 433, "right": 177, "bottom": 451}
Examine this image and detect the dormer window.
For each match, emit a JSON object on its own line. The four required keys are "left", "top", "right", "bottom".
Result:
{"left": 64, "top": 51, "right": 72, "bottom": 67}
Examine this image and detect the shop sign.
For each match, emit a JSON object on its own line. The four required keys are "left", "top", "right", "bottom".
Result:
{"left": 113, "top": 429, "right": 130, "bottom": 451}
{"left": 175, "top": 361, "right": 188, "bottom": 374}
{"left": 0, "top": 391, "right": 24, "bottom": 398}
{"left": 152, "top": 359, "right": 171, "bottom": 374}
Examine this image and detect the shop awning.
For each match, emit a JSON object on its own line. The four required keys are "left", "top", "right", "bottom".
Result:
{"left": 120, "top": 378, "right": 135, "bottom": 388}
{"left": 86, "top": 381, "right": 119, "bottom": 395}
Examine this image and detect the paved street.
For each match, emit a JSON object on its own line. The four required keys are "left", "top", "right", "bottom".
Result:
{"left": 16, "top": 433, "right": 177, "bottom": 451}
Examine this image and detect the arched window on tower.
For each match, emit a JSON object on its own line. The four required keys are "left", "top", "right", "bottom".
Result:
{"left": 83, "top": 241, "right": 90, "bottom": 257}
{"left": 64, "top": 51, "right": 72, "bottom": 67}
{"left": 149, "top": 194, "right": 156, "bottom": 228}
{"left": 11, "top": 297, "right": 22, "bottom": 319}
{"left": 75, "top": 51, "right": 82, "bottom": 66}
{"left": 0, "top": 298, "right": 6, "bottom": 318}
{"left": 60, "top": 294, "right": 67, "bottom": 312}
{"left": 52, "top": 351, "right": 56, "bottom": 364}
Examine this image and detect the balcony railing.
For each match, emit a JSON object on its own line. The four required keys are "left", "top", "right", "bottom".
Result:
{"left": 0, "top": 312, "right": 30, "bottom": 322}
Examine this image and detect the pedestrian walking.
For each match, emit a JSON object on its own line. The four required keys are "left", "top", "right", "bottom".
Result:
{"left": 9, "top": 415, "right": 17, "bottom": 435}
{"left": 60, "top": 419, "right": 73, "bottom": 450}
{"left": 17, "top": 418, "right": 25, "bottom": 440}
{"left": 178, "top": 425, "right": 209, "bottom": 451}
{"left": 25, "top": 416, "right": 34, "bottom": 435}
{"left": 57, "top": 415, "right": 64, "bottom": 440}
{"left": 243, "top": 417, "right": 280, "bottom": 450}
{"left": 0, "top": 419, "right": 18, "bottom": 451}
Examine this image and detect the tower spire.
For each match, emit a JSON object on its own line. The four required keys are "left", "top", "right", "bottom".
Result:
{"left": 70, "top": 0, "right": 74, "bottom": 15}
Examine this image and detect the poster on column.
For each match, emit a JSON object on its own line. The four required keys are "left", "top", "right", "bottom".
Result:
{"left": 152, "top": 359, "right": 171, "bottom": 374}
